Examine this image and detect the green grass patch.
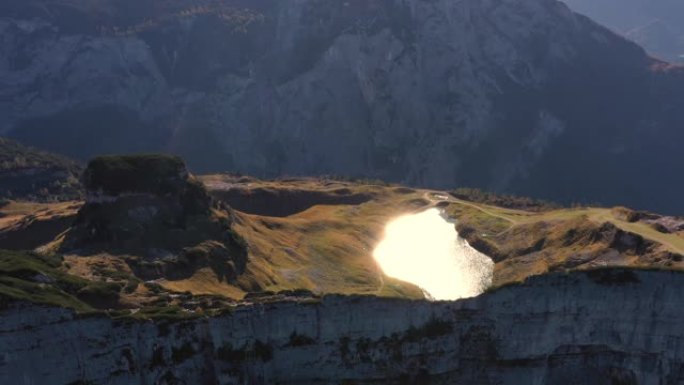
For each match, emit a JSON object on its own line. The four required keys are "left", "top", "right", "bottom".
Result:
{"left": 130, "top": 305, "right": 198, "bottom": 320}
{"left": 0, "top": 250, "right": 95, "bottom": 312}
{"left": 0, "top": 276, "right": 92, "bottom": 312}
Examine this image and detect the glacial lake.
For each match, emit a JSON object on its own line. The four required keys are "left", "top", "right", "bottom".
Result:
{"left": 373, "top": 208, "right": 494, "bottom": 300}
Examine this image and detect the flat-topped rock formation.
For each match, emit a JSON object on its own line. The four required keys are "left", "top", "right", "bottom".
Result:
{"left": 60, "top": 154, "right": 248, "bottom": 286}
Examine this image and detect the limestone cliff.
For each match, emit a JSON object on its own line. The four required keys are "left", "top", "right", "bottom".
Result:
{"left": 1, "top": 269, "right": 683, "bottom": 384}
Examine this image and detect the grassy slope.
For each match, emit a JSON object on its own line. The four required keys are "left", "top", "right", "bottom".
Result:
{"left": 447, "top": 199, "right": 684, "bottom": 256}
{"left": 0, "top": 201, "right": 82, "bottom": 250}
{"left": 440, "top": 196, "right": 684, "bottom": 287}
{"left": 0, "top": 249, "right": 235, "bottom": 319}
{"left": 0, "top": 250, "right": 94, "bottom": 312}
{"left": 577, "top": 208, "right": 684, "bottom": 255}
{"left": 3, "top": 174, "right": 683, "bottom": 305}
{"left": 173, "top": 176, "right": 428, "bottom": 299}
{"left": 198, "top": 176, "right": 684, "bottom": 298}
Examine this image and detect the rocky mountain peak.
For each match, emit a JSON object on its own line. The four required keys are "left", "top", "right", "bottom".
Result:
{"left": 1, "top": 0, "right": 683, "bottom": 214}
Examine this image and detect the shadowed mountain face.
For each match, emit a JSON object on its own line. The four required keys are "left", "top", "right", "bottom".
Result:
{"left": 0, "top": 137, "right": 82, "bottom": 201}
{"left": 1, "top": 0, "right": 683, "bottom": 214}
{"left": 561, "top": 0, "right": 684, "bottom": 63}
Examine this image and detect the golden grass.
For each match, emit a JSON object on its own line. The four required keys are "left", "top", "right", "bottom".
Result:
{"left": 517, "top": 207, "right": 684, "bottom": 256}
{"left": 589, "top": 209, "right": 684, "bottom": 255}
{"left": 228, "top": 188, "right": 428, "bottom": 299}
{"left": 0, "top": 200, "right": 81, "bottom": 215}
{"left": 0, "top": 200, "right": 81, "bottom": 251}
{"left": 7, "top": 175, "right": 684, "bottom": 302}
{"left": 0, "top": 201, "right": 81, "bottom": 229}
{"left": 162, "top": 177, "right": 684, "bottom": 299}
{"left": 160, "top": 268, "right": 246, "bottom": 298}
{"left": 419, "top": 190, "right": 684, "bottom": 289}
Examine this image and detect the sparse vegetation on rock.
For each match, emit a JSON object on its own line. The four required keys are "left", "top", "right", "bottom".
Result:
{"left": 1, "top": 153, "right": 683, "bottom": 315}
{"left": 82, "top": 154, "right": 188, "bottom": 196}
{"left": 450, "top": 188, "right": 560, "bottom": 212}
{"left": 286, "top": 332, "right": 316, "bottom": 347}
{"left": 0, "top": 250, "right": 93, "bottom": 312}
{"left": 0, "top": 137, "right": 82, "bottom": 202}
{"left": 60, "top": 155, "right": 248, "bottom": 288}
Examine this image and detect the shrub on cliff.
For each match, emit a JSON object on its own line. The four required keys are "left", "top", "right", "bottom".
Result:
{"left": 74, "top": 280, "right": 125, "bottom": 309}
{"left": 286, "top": 332, "right": 315, "bottom": 347}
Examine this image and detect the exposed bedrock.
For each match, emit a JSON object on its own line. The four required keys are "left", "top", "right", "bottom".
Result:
{"left": 1, "top": 269, "right": 683, "bottom": 384}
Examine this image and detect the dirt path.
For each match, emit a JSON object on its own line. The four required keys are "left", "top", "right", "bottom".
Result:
{"left": 424, "top": 191, "right": 684, "bottom": 256}
{"left": 422, "top": 191, "right": 520, "bottom": 224}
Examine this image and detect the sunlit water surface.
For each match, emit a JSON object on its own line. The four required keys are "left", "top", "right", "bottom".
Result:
{"left": 373, "top": 208, "right": 494, "bottom": 300}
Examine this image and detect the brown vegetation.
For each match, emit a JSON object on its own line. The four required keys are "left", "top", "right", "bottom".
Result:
{"left": 3, "top": 165, "right": 684, "bottom": 308}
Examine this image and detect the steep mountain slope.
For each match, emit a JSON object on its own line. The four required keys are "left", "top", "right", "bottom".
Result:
{"left": 2, "top": 0, "right": 684, "bottom": 213}
{"left": 0, "top": 137, "right": 82, "bottom": 201}
{"left": 561, "top": 0, "right": 684, "bottom": 62}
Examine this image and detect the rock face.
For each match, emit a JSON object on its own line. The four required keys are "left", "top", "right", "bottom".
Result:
{"left": 0, "top": 137, "right": 82, "bottom": 201}
{"left": 65, "top": 155, "right": 210, "bottom": 249}
{"left": 61, "top": 154, "right": 247, "bottom": 283}
{"left": 1, "top": 269, "right": 684, "bottom": 384}
{"left": 1, "top": 0, "right": 684, "bottom": 213}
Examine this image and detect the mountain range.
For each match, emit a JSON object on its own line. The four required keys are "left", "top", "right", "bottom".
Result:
{"left": 1, "top": 0, "right": 683, "bottom": 215}
{"left": 3, "top": 2, "right": 684, "bottom": 382}
{"left": 561, "top": 0, "right": 684, "bottom": 63}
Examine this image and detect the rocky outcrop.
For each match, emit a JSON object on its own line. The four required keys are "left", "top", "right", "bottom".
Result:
{"left": 60, "top": 154, "right": 248, "bottom": 284}
{"left": 1, "top": 0, "right": 684, "bottom": 213}
{"left": 646, "top": 216, "right": 684, "bottom": 234}
{"left": 64, "top": 155, "right": 211, "bottom": 248}
{"left": 1, "top": 269, "right": 684, "bottom": 384}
